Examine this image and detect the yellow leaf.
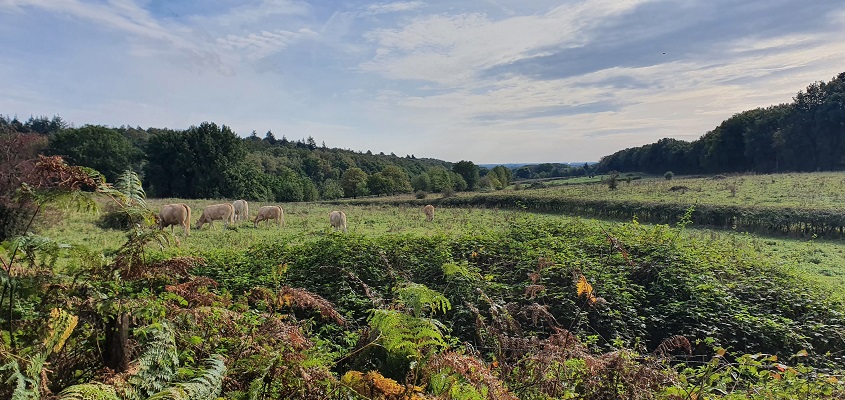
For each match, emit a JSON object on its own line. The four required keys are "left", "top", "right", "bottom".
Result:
{"left": 716, "top": 348, "right": 726, "bottom": 357}
{"left": 576, "top": 275, "right": 593, "bottom": 297}
{"left": 576, "top": 275, "right": 598, "bottom": 304}
{"left": 771, "top": 372, "right": 782, "bottom": 380}
{"left": 794, "top": 349, "right": 809, "bottom": 357}
{"left": 828, "top": 376, "right": 839, "bottom": 384}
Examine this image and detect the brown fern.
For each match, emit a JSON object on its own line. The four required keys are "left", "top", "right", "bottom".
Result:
{"left": 278, "top": 286, "right": 346, "bottom": 326}
{"left": 653, "top": 335, "right": 692, "bottom": 358}
{"left": 165, "top": 277, "right": 220, "bottom": 307}
{"left": 425, "top": 351, "right": 517, "bottom": 400}
{"left": 524, "top": 284, "right": 546, "bottom": 299}
{"left": 29, "top": 155, "right": 99, "bottom": 191}
{"left": 122, "top": 256, "right": 203, "bottom": 281}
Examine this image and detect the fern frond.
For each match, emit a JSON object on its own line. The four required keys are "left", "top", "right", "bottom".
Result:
{"left": 147, "top": 355, "right": 227, "bottom": 400}
{"left": 45, "top": 308, "right": 78, "bottom": 355}
{"left": 125, "top": 323, "right": 179, "bottom": 400}
{"left": 58, "top": 382, "right": 120, "bottom": 400}
{"left": 114, "top": 170, "right": 146, "bottom": 207}
{"left": 369, "top": 309, "right": 447, "bottom": 359}
{"left": 277, "top": 286, "right": 346, "bottom": 325}
{"left": 395, "top": 283, "right": 451, "bottom": 317}
{"left": 9, "top": 233, "right": 72, "bottom": 270}
{"left": 2, "top": 359, "right": 37, "bottom": 400}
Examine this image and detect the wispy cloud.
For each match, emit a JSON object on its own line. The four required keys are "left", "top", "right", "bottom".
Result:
{"left": 365, "top": 1, "right": 425, "bottom": 15}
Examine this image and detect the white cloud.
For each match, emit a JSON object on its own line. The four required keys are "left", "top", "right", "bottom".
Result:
{"left": 360, "top": 0, "right": 655, "bottom": 85}
{"left": 365, "top": 1, "right": 425, "bottom": 15}
{"left": 217, "top": 28, "right": 318, "bottom": 60}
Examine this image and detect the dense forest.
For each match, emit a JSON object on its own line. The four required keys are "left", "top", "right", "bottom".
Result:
{"left": 0, "top": 117, "right": 514, "bottom": 201}
{"left": 598, "top": 72, "right": 845, "bottom": 174}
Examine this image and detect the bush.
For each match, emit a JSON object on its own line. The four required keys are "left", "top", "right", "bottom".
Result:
{"left": 414, "top": 191, "right": 428, "bottom": 199}
{"left": 441, "top": 188, "right": 456, "bottom": 198}
{"left": 664, "top": 171, "right": 674, "bottom": 180}
{"left": 96, "top": 208, "right": 146, "bottom": 230}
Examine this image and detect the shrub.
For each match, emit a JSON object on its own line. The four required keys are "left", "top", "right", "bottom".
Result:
{"left": 664, "top": 171, "right": 674, "bottom": 180}
{"left": 96, "top": 209, "right": 146, "bottom": 230}
{"left": 415, "top": 191, "right": 428, "bottom": 199}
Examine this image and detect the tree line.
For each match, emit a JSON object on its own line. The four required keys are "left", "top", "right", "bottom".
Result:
{"left": 598, "top": 72, "right": 845, "bottom": 174}
{"left": 0, "top": 117, "right": 513, "bottom": 201}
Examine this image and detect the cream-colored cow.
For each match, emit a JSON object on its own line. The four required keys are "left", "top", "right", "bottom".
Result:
{"left": 232, "top": 199, "right": 249, "bottom": 224}
{"left": 195, "top": 203, "right": 235, "bottom": 230}
{"left": 329, "top": 210, "right": 347, "bottom": 233}
{"left": 158, "top": 203, "right": 191, "bottom": 236}
{"left": 423, "top": 204, "right": 434, "bottom": 222}
{"left": 254, "top": 205, "right": 284, "bottom": 228}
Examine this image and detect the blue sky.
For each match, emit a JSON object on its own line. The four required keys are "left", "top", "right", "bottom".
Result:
{"left": 1, "top": 0, "right": 844, "bottom": 163}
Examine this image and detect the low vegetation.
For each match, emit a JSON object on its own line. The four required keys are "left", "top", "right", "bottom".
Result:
{"left": 2, "top": 158, "right": 844, "bottom": 399}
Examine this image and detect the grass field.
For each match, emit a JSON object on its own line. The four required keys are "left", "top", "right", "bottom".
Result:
{"left": 38, "top": 196, "right": 845, "bottom": 302}
{"left": 491, "top": 171, "right": 845, "bottom": 209}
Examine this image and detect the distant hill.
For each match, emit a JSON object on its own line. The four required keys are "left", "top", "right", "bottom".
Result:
{"left": 479, "top": 162, "right": 596, "bottom": 169}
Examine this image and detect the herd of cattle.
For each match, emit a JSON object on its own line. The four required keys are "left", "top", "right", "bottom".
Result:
{"left": 156, "top": 200, "right": 435, "bottom": 236}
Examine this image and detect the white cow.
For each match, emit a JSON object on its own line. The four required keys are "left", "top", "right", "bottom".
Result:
{"left": 232, "top": 199, "right": 249, "bottom": 224}
{"left": 195, "top": 203, "right": 235, "bottom": 230}
{"left": 254, "top": 205, "right": 284, "bottom": 228}
{"left": 157, "top": 203, "right": 191, "bottom": 236}
{"left": 329, "top": 210, "right": 347, "bottom": 233}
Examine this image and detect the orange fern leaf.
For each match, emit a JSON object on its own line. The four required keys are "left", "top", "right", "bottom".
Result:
{"left": 576, "top": 275, "right": 597, "bottom": 304}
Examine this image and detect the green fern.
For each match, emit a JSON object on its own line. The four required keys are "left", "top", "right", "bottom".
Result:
{"left": 395, "top": 282, "right": 451, "bottom": 317}
{"left": 113, "top": 170, "right": 146, "bottom": 208}
{"left": 2, "top": 353, "right": 47, "bottom": 400}
{"left": 57, "top": 382, "right": 120, "bottom": 400}
{"left": 125, "top": 323, "right": 180, "bottom": 400}
{"left": 369, "top": 309, "right": 448, "bottom": 359}
{"left": 9, "top": 233, "right": 72, "bottom": 269}
{"left": 147, "top": 355, "right": 227, "bottom": 400}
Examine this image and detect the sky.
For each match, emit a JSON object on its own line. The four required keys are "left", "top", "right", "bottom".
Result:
{"left": 1, "top": 0, "right": 844, "bottom": 164}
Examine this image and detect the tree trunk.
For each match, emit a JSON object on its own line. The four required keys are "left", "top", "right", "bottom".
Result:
{"left": 103, "top": 312, "right": 129, "bottom": 371}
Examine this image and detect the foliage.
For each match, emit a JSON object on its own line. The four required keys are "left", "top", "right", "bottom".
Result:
{"left": 452, "top": 160, "right": 480, "bottom": 191}
{"left": 144, "top": 122, "right": 246, "bottom": 198}
{"left": 341, "top": 167, "right": 369, "bottom": 198}
{"left": 599, "top": 72, "right": 845, "bottom": 174}
{"left": 48, "top": 125, "right": 142, "bottom": 182}
{"left": 147, "top": 355, "right": 226, "bottom": 400}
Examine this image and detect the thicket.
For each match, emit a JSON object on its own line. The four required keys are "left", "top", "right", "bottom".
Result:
{"left": 599, "top": 72, "right": 845, "bottom": 174}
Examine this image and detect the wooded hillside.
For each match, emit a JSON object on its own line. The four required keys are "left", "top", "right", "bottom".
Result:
{"left": 598, "top": 72, "right": 845, "bottom": 174}
{"left": 0, "top": 118, "right": 512, "bottom": 201}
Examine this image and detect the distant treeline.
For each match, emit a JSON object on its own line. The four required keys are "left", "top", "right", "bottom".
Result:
{"left": 598, "top": 72, "right": 845, "bottom": 174}
{"left": 0, "top": 117, "right": 514, "bottom": 201}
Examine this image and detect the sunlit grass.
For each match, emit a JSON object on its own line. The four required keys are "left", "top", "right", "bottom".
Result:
{"left": 37, "top": 195, "right": 845, "bottom": 302}
{"left": 462, "top": 171, "right": 845, "bottom": 209}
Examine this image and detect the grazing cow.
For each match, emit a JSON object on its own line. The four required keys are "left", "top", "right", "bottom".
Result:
{"left": 423, "top": 204, "right": 435, "bottom": 222}
{"left": 232, "top": 199, "right": 249, "bottom": 224}
{"left": 329, "top": 210, "right": 347, "bottom": 233}
{"left": 195, "top": 203, "right": 235, "bottom": 230}
{"left": 158, "top": 203, "right": 191, "bottom": 236}
{"left": 254, "top": 205, "right": 284, "bottom": 228}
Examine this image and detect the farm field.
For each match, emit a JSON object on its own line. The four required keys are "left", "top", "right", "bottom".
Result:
{"left": 499, "top": 171, "right": 845, "bottom": 209}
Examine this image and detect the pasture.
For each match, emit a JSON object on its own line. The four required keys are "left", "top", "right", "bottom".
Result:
{"left": 500, "top": 171, "right": 845, "bottom": 209}
{"left": 40, "top": 197, "right": 845, "bottom": 301}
